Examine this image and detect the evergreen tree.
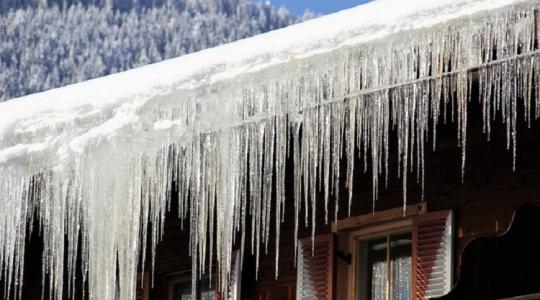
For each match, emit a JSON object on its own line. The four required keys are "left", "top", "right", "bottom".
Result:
{"left": 0, "top": 0, "right": 301, "bottom": 101}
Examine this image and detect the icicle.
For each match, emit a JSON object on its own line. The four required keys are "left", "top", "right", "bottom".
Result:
{"left": 262, "top": 118, "right": 275, "bottom": 254}
{"left": 345, "top": 98, "right": 356, "bottom": 219}
{"left": 274, "top": 115, "right": 286, "bottom": 278}
{"left": 291, "top": 122, "right": 302, "bottom": 265}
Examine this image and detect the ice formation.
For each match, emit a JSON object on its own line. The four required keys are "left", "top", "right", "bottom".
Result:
{"left": 1, "top": 0, "right": 540, "bottom": 299}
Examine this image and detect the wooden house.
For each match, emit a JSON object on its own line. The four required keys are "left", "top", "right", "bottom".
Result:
{"left": 1, "top": 0, "right": 540, "bottom": 299}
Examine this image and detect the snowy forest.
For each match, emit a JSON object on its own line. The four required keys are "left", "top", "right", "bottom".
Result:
{"left": 0, "top": 0, "right": 305, "bottom": 101}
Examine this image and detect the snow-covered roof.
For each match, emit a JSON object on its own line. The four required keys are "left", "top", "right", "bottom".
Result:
{"left": 0, "top": 0, "right": 526, "bottom": 164}
{"left": 1, "top": 0, "right": 539, "bottom": 299}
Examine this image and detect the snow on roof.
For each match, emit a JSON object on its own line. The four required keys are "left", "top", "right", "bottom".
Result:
{"left": 0, "top": 0, "right": 525, "bottom": 164}
{"left": 1, "top": 1, "right": 539, "bottom": 300}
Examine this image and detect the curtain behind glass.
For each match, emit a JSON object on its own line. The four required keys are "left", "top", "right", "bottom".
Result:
{"left": 371, "top": 260, "right": 388, "bottom": 300}
{"left": 361, "top": 234, "right": 412, "bottom": 300}
{"left": 391, "top": 256, "right": 411, "bottom": 300}
{"left": 391, "top": 234, "right": 412, "bottom": 300}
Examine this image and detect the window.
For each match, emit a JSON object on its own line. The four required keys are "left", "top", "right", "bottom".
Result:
{"left": 166, "top": 251, "right": 241, "bottom": 300}
{"left": 333, "top": 204, "right": 454, "bottom": 300}
{"left": 357, "top": 233, "right": 412, "bottom": 300}
{"left": 168, "top": 276, "right": 216, "bottom": 300}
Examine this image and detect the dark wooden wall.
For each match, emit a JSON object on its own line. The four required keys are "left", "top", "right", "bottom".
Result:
{"left": 152, "top": 101, "right": 540, "bottom": 299}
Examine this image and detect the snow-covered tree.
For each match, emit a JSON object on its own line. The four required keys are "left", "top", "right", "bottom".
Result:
{"left": 0, "top": 0, "right": 300, "bottom": 101}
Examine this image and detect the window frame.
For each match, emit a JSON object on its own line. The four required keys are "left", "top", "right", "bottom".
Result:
{"left": 351, "top": 225, "right": 412, "bottom": 300}
{"left": 165, "top": 270, "right": 217, "bottom": 300}
{"left": 165, "top": 270, "right": 190, "bottom": 300}
{"left": 332, "top": 203, "right": 426, "bottom": 300}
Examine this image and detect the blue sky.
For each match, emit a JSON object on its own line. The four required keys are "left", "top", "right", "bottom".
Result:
{"left": 265, "top": 0, "right": 372, "bottom": 16}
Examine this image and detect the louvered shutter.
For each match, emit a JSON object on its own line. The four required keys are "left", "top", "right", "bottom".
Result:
{"left": 296, "top": 234, "right": 334, "bottom": 300}
{"left": 135, "top": 272, "right": 150, "bottom": 300}
{"left": 226, "top": 250, "right": 242, "bottom": 300}
{"left": 412, "top": 210, "right": 454, "bottom": 300}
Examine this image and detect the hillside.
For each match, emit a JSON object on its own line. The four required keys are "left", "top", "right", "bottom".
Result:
{"left": 0, "top": 0, "right": 302, "bottom": 101}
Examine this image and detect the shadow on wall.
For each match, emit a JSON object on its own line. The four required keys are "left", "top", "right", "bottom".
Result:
{"left": 437, "top": 203, "right": 540, "bottom": 300}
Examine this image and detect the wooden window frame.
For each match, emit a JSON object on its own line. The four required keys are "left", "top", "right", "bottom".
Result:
{"left": 333, "top": 203, "right": 426, "bottom": 300}
{"left": 350, "top": 225, "right": 411, "bottom": 300}
{"left": 165, "top": 270, "right": 218, "bottom": 300}
{"left": 164, "top": 251, "right": 241, "bottom": 300}
{"left": 165, "top": 270, "right": 191, "bottom": 300}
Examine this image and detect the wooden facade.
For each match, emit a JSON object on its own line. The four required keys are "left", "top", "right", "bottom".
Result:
{"left": 11, "top": 96, "right": 540, "bottom": 299}
{"left": 148, "top": 102, "right": 540, "bottom": 299}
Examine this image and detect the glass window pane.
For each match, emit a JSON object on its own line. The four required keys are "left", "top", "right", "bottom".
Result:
{"left": 358, "top": 237, "right": 387, "bottom": 300}
{"left": 172, "top": 281, "right": 191, "bottom": 300}
{"left": 357, "top": 233, "right": 412, "bottom": 300}
{"left": 200, "top": 290, "right": 215, "bottom": 300}
{"left": 390, "top": 233, "right": 412, "bottom": 300}
{"left": 371, "top": 260, "right": 388, "bottom": 300}
{"left": 172, "top": 276, "right": 215, "bottom": 300}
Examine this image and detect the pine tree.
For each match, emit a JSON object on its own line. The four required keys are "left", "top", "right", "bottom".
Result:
{"left": 0, "top": 0, "right": 301, "bottom": 101}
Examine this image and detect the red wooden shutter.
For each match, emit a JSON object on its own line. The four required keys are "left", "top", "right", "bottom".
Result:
{"left": 135, "top": 272, "right": 150, "bottom": 300}
{"left": 412, "top": 210, "right": 454, "bottom": 300}
{"left": 296, "top": 234, "right": 334, "bottom": 300}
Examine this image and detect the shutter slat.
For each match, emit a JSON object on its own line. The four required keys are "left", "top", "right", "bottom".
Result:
{"left": 412, "top": 210, "right": 454, "bottom": 300}
{"left": 296, "top": 234, "right": 334, "bottom": 300}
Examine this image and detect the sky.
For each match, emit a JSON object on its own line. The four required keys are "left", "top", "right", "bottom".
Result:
{"left": 265, "top": 0, "right": 373, "bottom": 16}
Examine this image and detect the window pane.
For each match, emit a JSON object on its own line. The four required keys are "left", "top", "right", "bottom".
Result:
{"left": 171, "top": 277, "right": 215, "bottom": 300}
{"left": 358, "top": 237, "right": 387, "bottom": 300}
{"left": 357, "top": 233, "right": 412, "bottom": 300}
{"left": 390, "top": 233, "right": 412, "bottom": 300}
{"left": 371, "top": 260, "right": 388, "bottom": 300}
{"left": 172, "top": 281, "right": 191, "bottom": 300}
{"left": 200, "top": 290, "right": 215, "bottom": 300}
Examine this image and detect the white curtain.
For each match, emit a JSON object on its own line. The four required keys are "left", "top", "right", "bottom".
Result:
{"left": 392, "top": 256, "right": 411, "bottom": 300}
{"left": 371, "top": 256, "right": 411, "bottom": 300}
{"left": 371, "top": 261, "right": 388, "bottom": 300}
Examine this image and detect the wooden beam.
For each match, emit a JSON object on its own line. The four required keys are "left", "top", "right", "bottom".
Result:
{"left": 332, "top": 202, "right": 426, "bottom": 233}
